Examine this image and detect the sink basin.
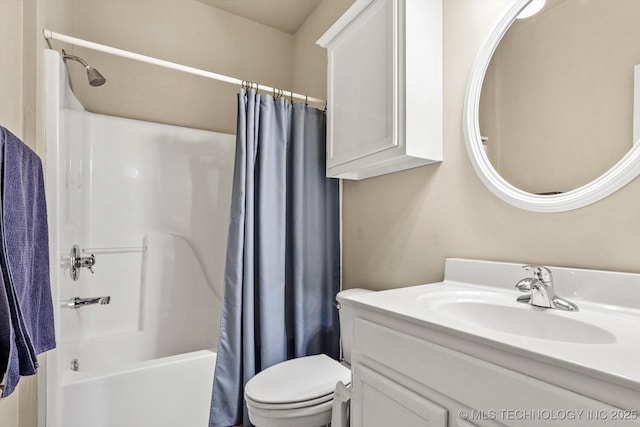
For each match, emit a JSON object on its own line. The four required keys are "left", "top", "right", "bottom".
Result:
{"left": 427, "top": 297, "right": 616, "bottom": 344}
{"left": 347, "top": 259, "right": 640, "bottom": 410}
{"left": 349, "top": 259, "right": 640, "bottom": 396}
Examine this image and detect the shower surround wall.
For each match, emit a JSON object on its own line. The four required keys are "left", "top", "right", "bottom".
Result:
{"left": 44, "top": 49, "right": 234, "bottom": 427}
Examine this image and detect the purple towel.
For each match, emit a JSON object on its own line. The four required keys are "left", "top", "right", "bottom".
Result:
{"left": 0, "top": 256, "right": 11, "bottom": 392}
{"left": 0, "top": 140, "right": 9, "bottom": 385}
{"left": 0, "top": 126, "right": 55, "bottom": 397}
{"left": 0, "top": 132, "right": 26, "bottom": 396}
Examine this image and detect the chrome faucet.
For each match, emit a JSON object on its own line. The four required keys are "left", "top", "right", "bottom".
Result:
{"left": 67, "top": 244, "right": 96, "bottom": 281}
{"left": 515, "top": 265, "right": 578, "bottom": 311}
{"left": 62, "top": 296, "right": 111, "bottom": 309}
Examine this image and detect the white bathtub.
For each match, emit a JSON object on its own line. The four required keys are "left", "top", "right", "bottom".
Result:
{"left": 44, "top": 49, "right": 234, "bottom": 427}
{"left": 56, "top": 233, "right": 222, "bottom": 427}
{"left": 61, "top": 349, "right": 216, "bottom": 427}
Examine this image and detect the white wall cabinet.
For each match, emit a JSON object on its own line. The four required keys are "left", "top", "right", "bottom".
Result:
{"left": 317, "top": 0, "right": 442, "bottom": 180}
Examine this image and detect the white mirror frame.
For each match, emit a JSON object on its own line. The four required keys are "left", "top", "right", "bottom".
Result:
{"left": 463, "top": 0, "right": 640, "bottom": 212}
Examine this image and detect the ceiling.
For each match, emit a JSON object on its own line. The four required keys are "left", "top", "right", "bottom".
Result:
{"left": 197, "top": 0, "right": 322, "bottom": 34}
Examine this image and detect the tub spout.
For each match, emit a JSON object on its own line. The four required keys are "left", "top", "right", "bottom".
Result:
{"left": 62, "top": 296, "right": 111, "bottom": 309}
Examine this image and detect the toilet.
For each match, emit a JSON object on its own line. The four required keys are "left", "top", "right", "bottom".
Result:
{"left": 244, "top": 288, "right": 372, "bottom": 427}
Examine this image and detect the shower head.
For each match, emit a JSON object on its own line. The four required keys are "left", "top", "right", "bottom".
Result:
{"left": 62, "top": 49, "right": 106, "bottom": 87}
{"left": 86, "top": 67, "right": 106, "bottom": 87}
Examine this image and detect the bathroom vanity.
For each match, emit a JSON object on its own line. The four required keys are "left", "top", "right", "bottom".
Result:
{"left": 347, "top": 259, "right": 640, "bottom": 426}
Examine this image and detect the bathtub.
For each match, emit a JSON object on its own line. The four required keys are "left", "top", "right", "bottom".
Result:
{"left": 56, "top": 233, "right": 222, "bottom": 427}
{"left": 61, "top": 349, "right": 216, "bottom": 427}
{"left": 44, "top": 49, "right": 234, "bottom": 427}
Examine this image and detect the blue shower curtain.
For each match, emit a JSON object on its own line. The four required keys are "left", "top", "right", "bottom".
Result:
{"left": 209, "top": 90, "right": 340, "bottom": 427}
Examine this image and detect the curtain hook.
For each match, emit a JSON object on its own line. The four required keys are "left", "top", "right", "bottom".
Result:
{"left": 305, "top": 95, "right": 308, "bottom": 107}
{"left": 255, "top": 83, "right": 259, "bottom": 93}
{"left": 324, "top": 100, "right": 327, "bottom": 112}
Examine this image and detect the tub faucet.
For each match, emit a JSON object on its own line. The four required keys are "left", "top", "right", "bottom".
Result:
{"left": 62, "top": 296, "right": 111, "bottom": 309}
{"left": 515, "top": 265, "right": 578, "bottom": 311}
{"left": 68, "top": 244, "right": 96, "bottom": 281}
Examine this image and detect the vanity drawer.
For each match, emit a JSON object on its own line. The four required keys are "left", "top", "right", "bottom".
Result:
{"left": 353, "top": 318, "right": 633, "bottom": 426}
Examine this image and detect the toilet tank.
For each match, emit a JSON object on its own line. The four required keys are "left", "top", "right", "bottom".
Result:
{"left": 336, "top": 288, "right": 373, "bottom": 365}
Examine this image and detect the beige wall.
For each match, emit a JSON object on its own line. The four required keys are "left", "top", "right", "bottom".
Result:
{"left": 0, "top": 0, "right": 24, "bottom": 139}
{"left": 65, "top": 0, "right": 294, "bottom": 134}
{"left": 294, "top": 0, "right": 640, "bottom": 291}
{"left": 0, "top": 0, "right": 73, "bottom": 154}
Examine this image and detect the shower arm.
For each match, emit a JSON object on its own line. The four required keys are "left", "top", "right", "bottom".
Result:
{"left": 62, "top": 51, "right": 90, "bottom": 69}
{"left": 61, "top": 48, "right": 106, "bottom": 86}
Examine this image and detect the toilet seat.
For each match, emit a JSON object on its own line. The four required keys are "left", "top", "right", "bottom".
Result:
{"left": 245, "top": 354, "right": 351, "bottom": 406}
{"left": 246, "top": 390, "right": 338, "bottom": 410}
{"left": 245, "top": 354, "right": 351, "bottom": 427}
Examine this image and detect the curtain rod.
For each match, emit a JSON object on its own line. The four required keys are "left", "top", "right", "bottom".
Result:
{"left": 43, "top": 29, "right": 325, "bottom": 105}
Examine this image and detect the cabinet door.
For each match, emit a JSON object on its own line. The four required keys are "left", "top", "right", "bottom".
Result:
{"left": 351, "top": 364, "right": 447, "bottom": 427}
{"left": 326, "top": 0, "right": 397, "bottom": 168}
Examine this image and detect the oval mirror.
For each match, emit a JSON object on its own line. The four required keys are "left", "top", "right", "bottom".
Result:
{"left": 463, "top": 0, "right": 640, "bottom": 212}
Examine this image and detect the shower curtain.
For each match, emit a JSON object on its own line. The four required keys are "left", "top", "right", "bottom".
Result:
{"left": 209, "top": 90, "right": 340, "bottom": 427}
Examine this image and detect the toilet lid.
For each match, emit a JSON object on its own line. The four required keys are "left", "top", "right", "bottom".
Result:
{"left": 244, "top": 354, "right": 351, "bottom": 405}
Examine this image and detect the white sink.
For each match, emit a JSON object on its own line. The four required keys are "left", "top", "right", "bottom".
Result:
{"left": 349, "top": 259, "right": 640, "bottom": 391}
{"left": 427, "top": 297, "right": 616, "bottom": 344}
{"left": 346, "top": 259, "right": 640, "bottom": 414}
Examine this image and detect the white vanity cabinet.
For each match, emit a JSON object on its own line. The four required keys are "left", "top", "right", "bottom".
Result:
{"left": 352, "top": 363, "right": 448, "bottom": 426}
{"left": 349, "top": 315, "right": 639, "bottom": 427}
{"left": 347, "top": 259, "right": 640, "bottom": 425}
{"left": 317, "top": 0, "right": 442, "bottom": 180}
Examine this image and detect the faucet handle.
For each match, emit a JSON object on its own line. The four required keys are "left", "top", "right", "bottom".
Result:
{"left": 86, "top": 254, "right": 96, "bottom": 274}
{"left": 522, "top": 265, "right": 553, "bottom": 284}
{"left": 515, "top": 277, "right": 536, "bottom": 292}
